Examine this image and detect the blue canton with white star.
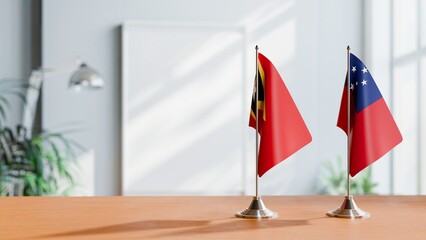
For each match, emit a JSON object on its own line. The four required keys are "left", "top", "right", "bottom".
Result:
{"left": 348, "top": 53, "right": 382, "bottom": 113}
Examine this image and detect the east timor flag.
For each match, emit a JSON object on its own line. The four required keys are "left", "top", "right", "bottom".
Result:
{"left": 249, "top": 53, "right": 312, "bottom": 177}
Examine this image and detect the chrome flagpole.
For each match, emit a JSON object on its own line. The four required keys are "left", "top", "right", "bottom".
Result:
{"left": 255, "top": 45, "right": 260, "bottom": 199}
{"left": 236, "top": 45, "right": 277, "bottom": 219}
{"left": 327, "top": 46, "right": 369, "bottom": 219}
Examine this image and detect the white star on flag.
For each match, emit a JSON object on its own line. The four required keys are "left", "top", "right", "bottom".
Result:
{"left": 352, "top": 66, "right": 357, "bottom": 72}
{"left": 362, "top": 67, "right": 368, "bottom": 74}
{"left": 361, "top": 79, "right": 367, "bottom": 86}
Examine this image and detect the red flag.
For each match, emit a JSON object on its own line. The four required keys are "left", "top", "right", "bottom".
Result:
{"left": 337, "top": 53, "right": 402, "bottom": 176}
{"left": 249, "top": 53, "right": 312, "bottom": 177}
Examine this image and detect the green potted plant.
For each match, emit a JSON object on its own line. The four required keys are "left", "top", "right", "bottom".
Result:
{"left": 0, "top": 79, "right": 81, "bottom": 196}
{"left": 318, "top": 156, "right": 378, "bottom": 195}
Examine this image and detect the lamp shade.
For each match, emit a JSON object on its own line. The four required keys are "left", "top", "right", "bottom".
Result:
{"left": 69, "top": 63, "right": 104, "bottom": 90}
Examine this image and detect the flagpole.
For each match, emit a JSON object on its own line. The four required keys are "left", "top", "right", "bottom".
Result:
{"left": 326, "top": 46, "right": 369, "bottom": 219}
{"left": 346, "top": 46, "right": 351, "bottom": 197}
{"left": 255, "top": 45, "right": 259, "bottom": 198}
{"left": 236, "top": 45, "right": 277, "bottom": 219}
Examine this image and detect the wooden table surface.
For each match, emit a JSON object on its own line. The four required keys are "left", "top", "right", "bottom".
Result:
{"left": 1, "top": 195, "right": 426, "bottom": 239}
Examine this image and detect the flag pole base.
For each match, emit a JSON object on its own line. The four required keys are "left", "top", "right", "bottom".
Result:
{"left": 327, "top": 195, "right": 370, "bottom": 219}
{"left": 236, "top": 196, "right": 277, "bottom": 219}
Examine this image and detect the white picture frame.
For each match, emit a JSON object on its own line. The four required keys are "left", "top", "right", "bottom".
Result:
{"left": 121, "top": 21, "right": 249, "bottom": 195}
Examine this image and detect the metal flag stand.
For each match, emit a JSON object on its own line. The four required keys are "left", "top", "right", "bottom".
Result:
{"left": 236, "top": 45, "right": 277, "bottom": 219}
{"left": 326, "top": 46, "right": 370, "bottom": 219}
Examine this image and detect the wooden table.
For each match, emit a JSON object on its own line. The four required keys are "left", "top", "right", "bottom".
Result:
{"left": 1, "top": 196, "right": 425, "bottom": 239}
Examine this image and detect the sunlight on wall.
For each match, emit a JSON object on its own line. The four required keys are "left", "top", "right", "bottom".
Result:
{"left": 240, "top": 1, "right": 294, "bottom": 32}
{"left": 172, "top": 30, "right": 244, "bottom": 80}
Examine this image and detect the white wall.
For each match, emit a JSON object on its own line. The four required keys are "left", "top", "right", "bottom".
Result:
{"left": 366, "top": 0, "right": 426, "bottom": 195}
{"left": 42, "top": 0, "right": 363, "bottom": 195}
{"left": 0, "top": 0, "right": 32, "bottom": 127}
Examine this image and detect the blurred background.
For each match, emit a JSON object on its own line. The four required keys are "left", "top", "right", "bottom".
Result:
{"left": 0, "top": 0, "right": 424, "bottom": 196}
